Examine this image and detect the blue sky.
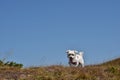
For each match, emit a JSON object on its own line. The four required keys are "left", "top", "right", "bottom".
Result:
{"left": 0, "top": 0, "right": 120, "bottom": 67}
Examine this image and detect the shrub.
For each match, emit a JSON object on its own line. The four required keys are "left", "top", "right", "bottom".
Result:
{"left": 0, "top": 60, "right": 4, "bottom": 66}
{"left": 0, "top": 60, "right": 23, "bottom": 68}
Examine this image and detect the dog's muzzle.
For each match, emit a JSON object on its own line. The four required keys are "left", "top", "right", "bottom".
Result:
{"left": 69, "top": 57, "right": 73, "bottom": 60}
{"left": 69, "top": 57, "right": 77, "bottom": 65}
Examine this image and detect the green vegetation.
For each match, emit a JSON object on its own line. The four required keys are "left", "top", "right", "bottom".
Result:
{"left": 0, "top": 60, "right": 23, "bottom": 68}
{"left": 0, "top": 58, "right": 120, "bottom": 80}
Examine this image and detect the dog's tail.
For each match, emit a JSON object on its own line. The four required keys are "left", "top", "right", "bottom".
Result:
{"left": 79, "top": 51, "right": 84, "bottom": 56}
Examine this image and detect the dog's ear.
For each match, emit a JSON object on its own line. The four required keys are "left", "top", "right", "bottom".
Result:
{"left": 79, "top": 51, "right": 84, "bottom": 56}
{"left": 74, "top": 50, "right": 78, "bottom": 53}
{"left": 66, "top": 50, "right": 70, "bottom": 53}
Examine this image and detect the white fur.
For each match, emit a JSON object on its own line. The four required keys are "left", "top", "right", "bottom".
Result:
{"left": 66, "top": 50, "right": 84, "bottom": 67}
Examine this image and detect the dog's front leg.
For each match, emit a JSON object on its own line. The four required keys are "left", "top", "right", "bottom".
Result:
{"left": 75, "top": 62, "right": 79, "bottom": 67}
{"left": 81, "top": 63, "right": 84, "bottom": 67}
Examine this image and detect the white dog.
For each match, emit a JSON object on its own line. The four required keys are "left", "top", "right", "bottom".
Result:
{"left": 66, "top": 50, "right": 84, "bottom": 67}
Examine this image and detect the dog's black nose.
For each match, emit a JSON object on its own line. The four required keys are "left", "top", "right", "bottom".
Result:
{"left": 69, "top": 57, "right": 73, "bottom": 60}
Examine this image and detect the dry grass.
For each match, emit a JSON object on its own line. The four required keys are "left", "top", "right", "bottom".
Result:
{"left": 0, "top": 58, "right": 120, "bottom": 80}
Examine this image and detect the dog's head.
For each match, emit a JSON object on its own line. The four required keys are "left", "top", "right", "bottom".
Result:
{"left": 66, "top": 50, "right": 78, "bottom": 59}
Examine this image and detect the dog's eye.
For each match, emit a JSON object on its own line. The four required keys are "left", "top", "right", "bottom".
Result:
{"left": 69, "top": 54, "right": 74, "bottom": 56}
{"left": 68, "top": 54, "right": 71, "bottom": 56}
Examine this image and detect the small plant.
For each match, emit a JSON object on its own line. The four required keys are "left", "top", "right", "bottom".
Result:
{"left": 0, "top": 50, "right": 23, "bottom": 68}
{"left": 0, "top": 60, "right": 23, "bottom": 68}
{"left": 5, "top": 61, "right": 23, "bottom": 68}
{"left": 0, "top": 60, "right": 4, "bottom": 66}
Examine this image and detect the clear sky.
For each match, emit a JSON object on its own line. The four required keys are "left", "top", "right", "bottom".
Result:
{"left": 0, "top": 0, "right": 120, "bottom": 67}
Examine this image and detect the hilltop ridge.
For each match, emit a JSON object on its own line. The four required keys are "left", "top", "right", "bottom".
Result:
{"left": 0, "top": 58, "right": 120, "bottom": 80}
{"left": 101, "top": 58, "right": 120, "bottom": 66}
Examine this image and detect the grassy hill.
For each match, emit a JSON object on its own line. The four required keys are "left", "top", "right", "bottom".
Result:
{"left": 0, "top": 58, "right": 120, "bottom": 80}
